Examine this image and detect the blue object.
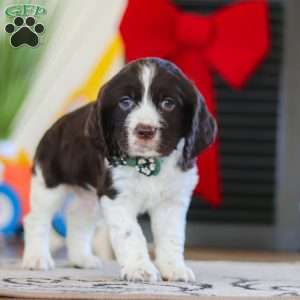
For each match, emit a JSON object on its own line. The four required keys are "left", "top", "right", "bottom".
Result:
{"left": 0, "top": 183, "right": 21, "bottom": 235}
{"left": 52, "top": 212, "right": 67, "bottom": 237}
{"left": 51, "top": 193, "right": 75, "bottom": 238}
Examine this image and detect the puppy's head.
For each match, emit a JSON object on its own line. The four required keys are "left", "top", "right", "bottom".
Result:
{"left": 86, "top": 58, "right": 217, "bottom": 168}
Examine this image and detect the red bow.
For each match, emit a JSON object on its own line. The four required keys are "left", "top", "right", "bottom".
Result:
{"left": 120, "top": 0, "right": 270, "bottom": 206}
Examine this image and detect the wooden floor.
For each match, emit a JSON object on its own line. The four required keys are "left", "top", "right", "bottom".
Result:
{"left": 185, "top": 248, "right": 300, "bottom": 262}
{"left": 1, "top": 237, "right": 300, "bottom": 262}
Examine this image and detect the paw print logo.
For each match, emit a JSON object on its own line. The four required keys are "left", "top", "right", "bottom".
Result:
{"left": 5, "top": 16, "right": 44, "bottom": 48}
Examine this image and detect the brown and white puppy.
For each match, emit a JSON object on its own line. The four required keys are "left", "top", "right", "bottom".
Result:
{"left": 22, "top": 58, "right": 216, "bottom": 282}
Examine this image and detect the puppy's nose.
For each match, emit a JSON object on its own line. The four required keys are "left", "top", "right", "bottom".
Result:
{"left": 134, "top": 124, "right": 157, "bottom": 140}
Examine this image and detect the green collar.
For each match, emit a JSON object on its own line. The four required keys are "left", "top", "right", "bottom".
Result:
{"left": 111, "top": 156, "right": 161, "bottom": 176}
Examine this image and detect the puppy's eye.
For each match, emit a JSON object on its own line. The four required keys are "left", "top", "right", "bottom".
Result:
{"left": 119, "top": 96, "right": 135, "bottom": 111}
{"left": 160, "top": 97, "right": 176, "bottom": 112}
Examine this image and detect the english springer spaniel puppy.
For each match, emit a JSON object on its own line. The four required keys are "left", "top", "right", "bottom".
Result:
{"left": 22, "top": 58, "right": 216, "bottom": 282}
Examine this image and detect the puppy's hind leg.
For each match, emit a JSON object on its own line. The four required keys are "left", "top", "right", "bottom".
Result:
{"left": 93, "top": 217, "right": 114, "bottom": 261}
{"left": 22, "top": 167, "right": 66, "bottom": 270}
{"left": 66, "top": 188, "right": 102, "bottom": 269}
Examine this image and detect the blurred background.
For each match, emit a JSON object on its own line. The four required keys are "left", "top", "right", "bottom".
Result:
{"left": 0, "top": 0, "right": 300, "bottom": 258}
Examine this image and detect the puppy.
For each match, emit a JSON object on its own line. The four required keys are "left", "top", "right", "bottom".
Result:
{"left": 22, "top": 57, "right": 216, "bottom": 282}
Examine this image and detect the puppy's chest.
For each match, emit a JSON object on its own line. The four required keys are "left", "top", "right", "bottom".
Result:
{"left": 110, "top": 156, "right": 198, "bottom": 213}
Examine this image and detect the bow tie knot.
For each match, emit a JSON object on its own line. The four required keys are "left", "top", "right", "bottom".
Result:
{"left": 176, "top": 13, "right": 214, "bottom": 49}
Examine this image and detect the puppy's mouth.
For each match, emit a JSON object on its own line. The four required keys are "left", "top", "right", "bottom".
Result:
{"left": 129, "top": 138, "right": 160, "bottom": 157}
{"left": 126, "top": 125, "right": 161, "bottom": 157}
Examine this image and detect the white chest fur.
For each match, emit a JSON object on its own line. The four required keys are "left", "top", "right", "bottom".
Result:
{"left": 110, "top": 146, "right": 198, "bottom": 215}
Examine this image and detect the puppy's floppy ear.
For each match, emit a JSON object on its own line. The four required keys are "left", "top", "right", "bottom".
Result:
{"left": 84, "top": 101, "right": 107, "bottom": 156}
{"left": 85, "top": 84, "right": 116, "bottom": 160}
{"left": 180, "top": 91, "right": 217, "bottom": 170}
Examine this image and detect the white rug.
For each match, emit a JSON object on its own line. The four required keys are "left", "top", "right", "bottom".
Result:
{"left": 0, "top": 260, "right": 300, "bottom": 299}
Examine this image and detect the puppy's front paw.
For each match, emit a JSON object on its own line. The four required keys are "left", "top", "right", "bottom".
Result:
{"left": 69, "top": 254, "right": 102, "bottom": 269}
{"left": 22, "top": 253, "right": 55, "bottom": 270}
{"left": 157, "top": 261, "right": 195, "bottom": 282}
{"left": 121, "top": 260, "right": 161, "bottom": 282}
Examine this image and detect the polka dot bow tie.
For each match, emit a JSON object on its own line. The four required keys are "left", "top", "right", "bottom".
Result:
{"left": 111, "top": 156, "right": 161, "bottom": 176}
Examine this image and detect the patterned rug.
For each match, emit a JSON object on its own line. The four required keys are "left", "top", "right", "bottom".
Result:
{"left": 0, "top": 260, "right": 300, "bottom": 299}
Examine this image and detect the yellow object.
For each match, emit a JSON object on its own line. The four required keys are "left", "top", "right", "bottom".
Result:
{"left": 17, "top": 150, "right": 31, "bottom": 166}
{"left": 0, "top": 150, "right": 31, "bottom": 166}
{"left": 59, "top": 34, "right": 124, "bottom": 116}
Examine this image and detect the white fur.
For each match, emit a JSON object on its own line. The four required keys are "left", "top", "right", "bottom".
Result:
{"left": 22, "top": 166, "right": 105, "bottom": 270}
{"left": 22, "top": 167, "right": 66, "bottom": 270}
{"left": 66, "top": 187, "right": 102, "bottom": 268}
{"left": 126, "top": 64, "right": 162, "bottom": 157}
{"left": 93, "top": 219, "right": 114, "bottom": 261}
{"left": 101, "top": 140, "right": 198, "bottom": 282}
